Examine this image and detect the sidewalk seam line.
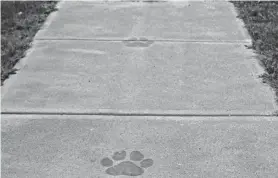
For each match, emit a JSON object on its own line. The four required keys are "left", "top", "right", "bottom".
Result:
{"left": 34, "top": 38, "right": 251, "bottom": 44}
{"left": 1, "top": 112, "right": 275, "bottom": 117}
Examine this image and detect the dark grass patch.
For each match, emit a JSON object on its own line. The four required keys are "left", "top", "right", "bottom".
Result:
{"left": 1, "top": 1, "right": 58, "bottom": 85}
{"left": 230, "top": 1, "right": 278, "bottom": 106}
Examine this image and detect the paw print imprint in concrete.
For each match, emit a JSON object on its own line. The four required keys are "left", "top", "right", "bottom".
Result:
{"left": 123, "top": 37, "right": 154, "bottom": 48}
{"left": 100, "top": 150, "right": 154, "bottom": 176}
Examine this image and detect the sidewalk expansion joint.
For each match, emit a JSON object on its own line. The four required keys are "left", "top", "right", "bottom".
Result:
{"left": 35, "top": 38, "right": 251, "bottom": 44}
{"left": 1, "top": 111, "right": 276, "bottom": 117}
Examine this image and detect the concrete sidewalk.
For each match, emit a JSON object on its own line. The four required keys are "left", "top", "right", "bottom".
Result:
{"left": 2, "top": 115, "right": 278, "bottom": 178}
{"left": 1, "top": 0, "right": 276, "bottom": 115}
{"left": 1, "top": 1, "right": 278, "bottom": 178}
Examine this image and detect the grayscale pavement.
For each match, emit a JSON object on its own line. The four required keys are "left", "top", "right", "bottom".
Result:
{"left": 1, "top": 1, "right": 278, "bottom": 178}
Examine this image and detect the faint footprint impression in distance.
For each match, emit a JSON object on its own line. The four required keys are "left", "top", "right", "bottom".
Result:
{"left": 123, "top": 37, "right": 154, "bottom": 48}
{"left": 100, "top": 150, "right": 154, "bottom": 176}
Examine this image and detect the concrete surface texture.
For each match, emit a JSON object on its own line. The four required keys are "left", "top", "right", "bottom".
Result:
{"left": 1, "top": 1, "right": 276, "bottom": 115}
{"left": 0, "top": 40, "right": 276, "bottom": 114}
{"left": 2, "top": 115, "right": 278, "bottom": 178}
{"left": 1, "top": 1, "right": 278, "bottom": 178}
{"left": 34, "top": 1, "right": 249, "bottom": 41}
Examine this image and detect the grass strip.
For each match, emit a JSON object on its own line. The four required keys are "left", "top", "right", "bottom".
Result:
{"left": 1, "top": 1, "right": 58, "bottom": 85}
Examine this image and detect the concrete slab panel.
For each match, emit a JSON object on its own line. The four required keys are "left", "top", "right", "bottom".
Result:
{"left": 1, "top": 115, "right": 278, "bottom": 178}
{"left": 1, "top": 41, "right": 276, "bottom": 114}
{"left": 35, "top": 1, "right": 249, "bottom": 41}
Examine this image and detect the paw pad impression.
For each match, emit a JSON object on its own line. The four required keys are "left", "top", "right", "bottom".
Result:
{"left": 100, "top": 150, "right": 154, "bottom": 176}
